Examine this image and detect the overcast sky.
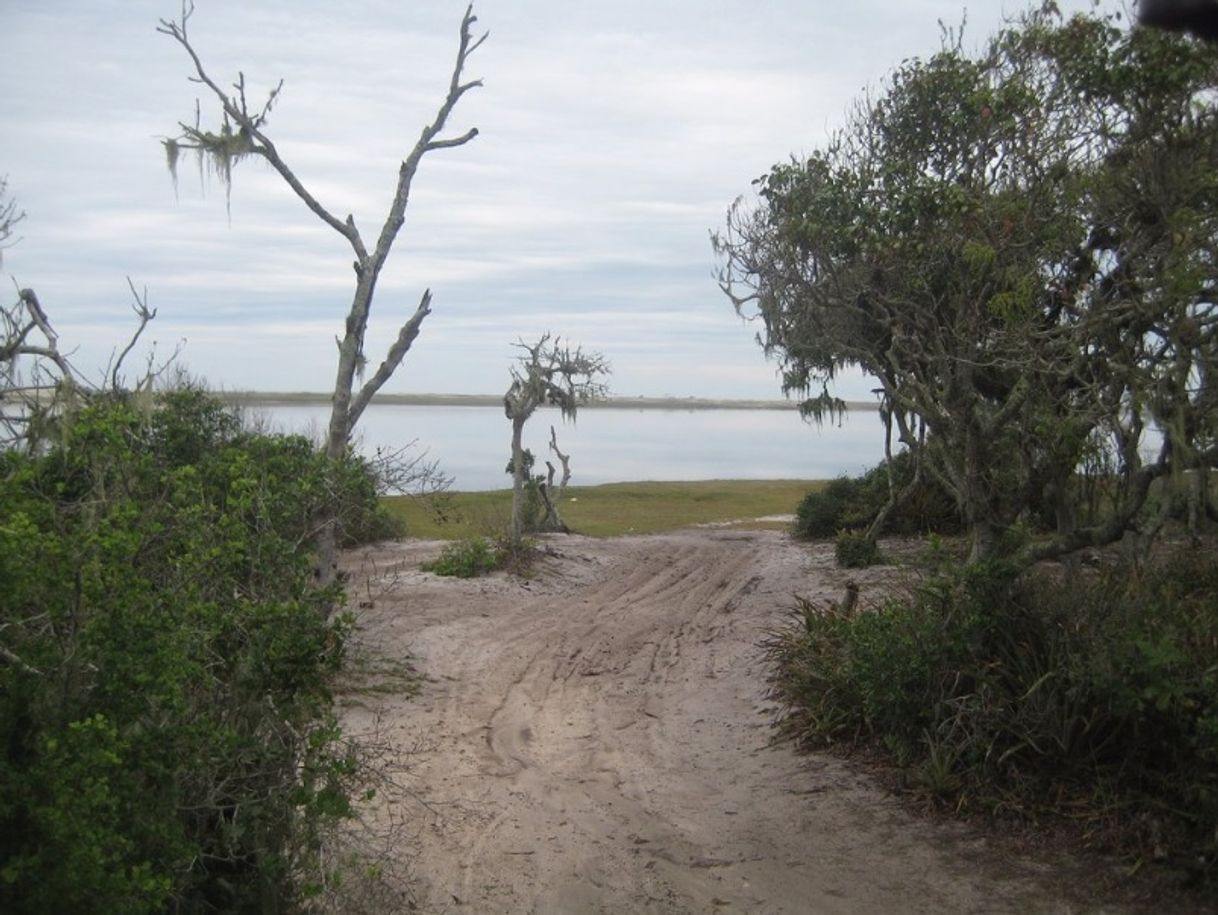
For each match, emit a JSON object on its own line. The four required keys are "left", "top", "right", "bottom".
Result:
{"left": 3, "top": 0, "right": 1107, "bottom": 399}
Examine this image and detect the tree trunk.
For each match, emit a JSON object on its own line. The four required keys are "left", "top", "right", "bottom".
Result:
{"left": 968, "top": 517, "right": 997, "bottom": 563}
{"left": 510, "top": 414, "right": 528, "bottom": 540}
{"left": 961, "top": 412, "right": 997, "bottom": 563}
{"left": 313, "top": 418, "right": 350, "bottom": 592}
{"left": 536, "top": 482, "right": 570, "bottom": 533}
{"left": 315, "top": 327, "right": 359, "bottom": 590}
{"left": 549, "top": 424, "right": 572, "bottom": 496}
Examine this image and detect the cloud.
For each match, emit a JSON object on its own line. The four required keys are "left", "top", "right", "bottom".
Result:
{"left": 2, "top": 0, "right": 1105, "bottom": 400}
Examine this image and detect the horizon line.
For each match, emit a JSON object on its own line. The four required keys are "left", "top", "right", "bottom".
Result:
{"left": 215, "top": 390, "right": 881, "bottom": 412}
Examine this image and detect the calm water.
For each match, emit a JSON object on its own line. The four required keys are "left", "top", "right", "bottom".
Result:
{"left": 248, "top": 403, "right": 886, "bottom": 492}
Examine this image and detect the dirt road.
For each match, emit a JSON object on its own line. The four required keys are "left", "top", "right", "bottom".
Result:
{"left": 342, "top": 529, "right": 1138, "bottom": 914}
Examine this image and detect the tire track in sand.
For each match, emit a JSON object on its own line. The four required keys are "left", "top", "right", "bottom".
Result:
{"left": 343, "top": 529, "right": 1150, "bottom": 914}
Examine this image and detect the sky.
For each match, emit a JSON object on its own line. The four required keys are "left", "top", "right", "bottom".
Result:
{"left": 2, "top": 0, "right": 1109, "bottom": 400}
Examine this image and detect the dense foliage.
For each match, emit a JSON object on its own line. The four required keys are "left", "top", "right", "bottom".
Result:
{"left": 794, "top": 453, "right": 963, "bottom": 540}
{"left": 769, "top": 552, "right": 1218, "bottom": 883}
{"left": 718, "top": 4, "right": 1218, "bottom": 562}
{"left": 754, "top": 5, "right": 1218, "bottom": 891}
{"left": 833, "top": 529, "right": 881, "bottom": 569}
{"left": 0, "top": 390, "right": 394, "bottom": 913}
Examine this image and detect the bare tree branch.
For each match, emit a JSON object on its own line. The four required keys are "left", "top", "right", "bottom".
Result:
{"left": 108, "top": 278, "right": 157, "bottom": 390}
{"left": 3, "top": 281, "right": 166, "bottom": 452}
{"left": 159, "top": 5, "right": 487, "bottom": 595}
{"left": 348, "top": 289, "right": 432, "bottom": 430}
{"left": 0, "top": 176, "right": 25, "bottom": 267}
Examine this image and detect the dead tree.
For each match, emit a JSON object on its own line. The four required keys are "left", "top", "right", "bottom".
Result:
{"left": 537, "top": 425, "right": 575, "bottom": 531}
{"left": 1, "top": 181, "right": 169, "bottom": 451}
{"left": 503, "top": 335, "right": 608, "bottom": 539}
{"left": 158, "top": 2, "right": 486, "bottom": 590}
{"left": 548, "top": 424, "right": 572, "bottom": 495}
{"left": 2, "top": 281, "right": 162, "bottom": 453}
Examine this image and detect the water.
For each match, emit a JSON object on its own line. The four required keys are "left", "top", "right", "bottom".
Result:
{"left": 246, "top": 402, "right": 887, "bottom": 492}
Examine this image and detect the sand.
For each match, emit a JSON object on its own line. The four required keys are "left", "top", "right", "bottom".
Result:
{"left": 339, "top": 528, "right": 1154, "bottom": 914}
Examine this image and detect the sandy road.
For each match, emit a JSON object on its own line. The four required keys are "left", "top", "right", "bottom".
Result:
{"left": 341, "top": 529, "right": 1138, "bottom": 914}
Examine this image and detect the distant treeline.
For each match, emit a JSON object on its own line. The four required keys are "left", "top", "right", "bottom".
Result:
{"left": 217, "top": 390, "right": 879, "bottom": 411}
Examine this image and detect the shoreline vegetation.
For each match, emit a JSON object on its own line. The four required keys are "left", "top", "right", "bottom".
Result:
{"left": 216, "top": 390, "right": 880, "bottom": 411}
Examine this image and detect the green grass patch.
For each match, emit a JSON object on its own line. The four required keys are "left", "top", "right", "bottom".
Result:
{"left": 382, "top": 479, "right": 819, "bottom": 539}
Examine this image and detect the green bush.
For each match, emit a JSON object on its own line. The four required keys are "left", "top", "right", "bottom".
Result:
{"left": 768, "top": 554, "right": 1218, "bottom": 883}
{"left": 0, "top": 391, "right": 378, "bottom": 912}
{"left": 793, "top": 452, "right": 962, "bottom": 540}
{"left": 421, "top": 532, "right": 539, "bottom": 579}
{"left": 422, "top": 537, "right": 501, "bottom": 578}
{"left": 794, "top": 476, "right": 860, "bottom": 538}
{"left": 492, "top": 532, "right": 539, "bottom": 577}
{"left": 834, "top": 529, "right": 880, "bottom": 568}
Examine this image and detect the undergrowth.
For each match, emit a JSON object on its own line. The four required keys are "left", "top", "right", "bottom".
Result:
{"left": 835, "top": 529, "right": 881, "bottom": 568}
{"left": 766, "top": 549, "right": 1218, "bottom": 889}
{"left": 422, "top": 537, "right": 501, "bottom": 578}
{"left": 793, "top": 452, "right": 962, "bottom": 540}
{"left": 0, "top": 389, "right": 391, "bottom": 912}
{"left": 421, "top": 534, "right": 537, "bottom": 578}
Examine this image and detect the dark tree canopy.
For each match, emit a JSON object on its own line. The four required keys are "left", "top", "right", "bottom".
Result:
{"left": 716, "top": 4, "right": 1218, "bottom": 561}
{"left": 1140, "top": 0, "right": 1218, "bottom": 41}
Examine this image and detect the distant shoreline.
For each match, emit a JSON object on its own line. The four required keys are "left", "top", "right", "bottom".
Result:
{"left": 217, "top": 391, "right": 879, "bottom": 412}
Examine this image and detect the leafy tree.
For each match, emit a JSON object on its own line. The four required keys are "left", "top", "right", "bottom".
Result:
{"left": 158, "top": 2, "right": 486, "bottom": 590}
{"left": 503, "top": 335, "right": 609, "bottom": 539}
{"left": 715, "top": 3, "right": 1218, "bottom": 562}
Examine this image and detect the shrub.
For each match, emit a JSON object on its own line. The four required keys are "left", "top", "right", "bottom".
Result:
{"left": 422, "top": 537, "right": 501, "bottom": 578}
{"left": 0, "top": 392, "right": 372, "bottom": 912}
{"left": 835, "top": 529, "right": 880, "bottom": 568}
{"left": 794, "top": 476, "right": 860, "bottom": 538}
{"left": 793, "top": 452, "right": 962, "bottom": 540}
{"left": 333, "top": 451, "right": 406, "bottom": 546}
{"left": 421, "top": 532, "right": 541, "bottom": 579}
{"left": 768, "top": 553, "right": 1218, "bottom": 884}
{"left": 492, "top": 532, "right": 538, "bottom": 577}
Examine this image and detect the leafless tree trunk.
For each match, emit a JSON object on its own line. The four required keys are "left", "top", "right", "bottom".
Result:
{"left": 508, "top": 410, "right": 529, "bottom": 538}
{"left": 549, "top": 424, "right": 572, "bottom": 496}
{"left": 527, "top": 426, "right": 574, "bottom": 532}
{"left": 158, "top": 3, "right": 486, "bottom": 593}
